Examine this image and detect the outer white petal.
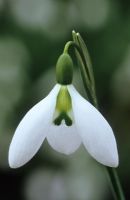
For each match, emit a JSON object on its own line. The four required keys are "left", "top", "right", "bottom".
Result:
{"left": 68, "top": 85, "right": 119, "bottom": 167}
{"left": 47, "top": 123, "right": 81, "bottom": 155}
{"left": 9, "top": 84, "right": 60, "bottom": 168}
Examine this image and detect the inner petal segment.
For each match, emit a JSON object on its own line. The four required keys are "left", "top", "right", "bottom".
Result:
{"left": 53, "top": 86, "right": 73, "bottom": 126}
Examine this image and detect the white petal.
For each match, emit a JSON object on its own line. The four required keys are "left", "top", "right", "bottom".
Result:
{"left": 9, "top": 84, "right": 60, "bottom": 168}
{"left": 47, "top": 123, "right": 81, "bottom": 155}
{"left": 68, "top": 85, "right": 119, "bottom": 167}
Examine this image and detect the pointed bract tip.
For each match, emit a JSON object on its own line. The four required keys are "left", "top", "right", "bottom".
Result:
{"left": 72, "top": 30, "right": 76, "bottom": 34}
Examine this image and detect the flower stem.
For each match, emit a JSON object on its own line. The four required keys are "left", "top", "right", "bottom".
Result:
{"left": 63, "top": 41, "right": 84, "bottom": 57}
{"left": 63, "top": 41, "right": 75, "bottom": 54}
{"left": 106, "top": 168, "right": 125, "bottom": 200}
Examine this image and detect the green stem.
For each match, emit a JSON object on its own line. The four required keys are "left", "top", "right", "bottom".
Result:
{"left": 63, "top": 41, "right": 85, "bottom": 60}
{"left": 63, "top": 41, "right": 75, "bottom": 53}
{"left": 65, "top": 32, "right": 126, "bottom": 200}
{"left": 106, "top": 168, "right": 125, "bottom": 200}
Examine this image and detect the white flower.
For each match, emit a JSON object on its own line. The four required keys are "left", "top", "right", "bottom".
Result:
{"left": 9, "top": 83, "right": 118, "bottom": 168}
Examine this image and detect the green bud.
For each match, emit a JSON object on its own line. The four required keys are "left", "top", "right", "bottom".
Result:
{"left": 56, "top": 53, "right": 73, "bottom": 85}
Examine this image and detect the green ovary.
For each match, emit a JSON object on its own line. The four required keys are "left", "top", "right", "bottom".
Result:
{"left": 53, "top": 86, "right": 73, "bottom": 126}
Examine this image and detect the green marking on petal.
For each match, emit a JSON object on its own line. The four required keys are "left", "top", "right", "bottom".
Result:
{"left": 54, "top": 112, "right": 72, "bottom": 126}
{"left": 53, "top": 86, "right": 73, "bottom": 126}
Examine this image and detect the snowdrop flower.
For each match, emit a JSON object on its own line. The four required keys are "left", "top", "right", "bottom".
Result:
{"left": 9, "top": 53, "right": 119, "bottom": 168}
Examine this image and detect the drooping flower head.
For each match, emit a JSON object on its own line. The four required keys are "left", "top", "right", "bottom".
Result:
{"left": 9, "top": 52, "right": 119, "bottom": 168}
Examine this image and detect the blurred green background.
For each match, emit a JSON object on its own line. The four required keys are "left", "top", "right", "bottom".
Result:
{"left": 0, "top": 0, "right": 130, "bottom": 199}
